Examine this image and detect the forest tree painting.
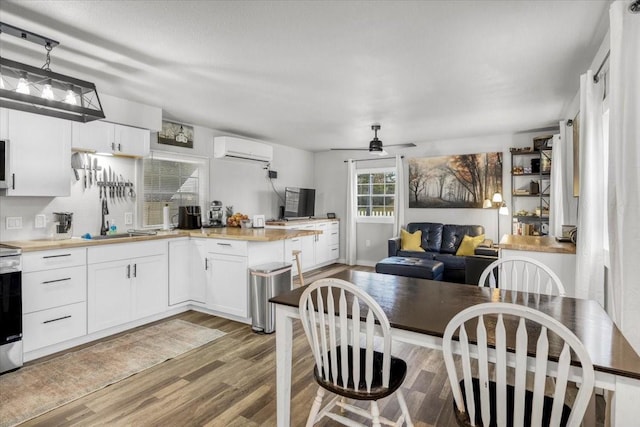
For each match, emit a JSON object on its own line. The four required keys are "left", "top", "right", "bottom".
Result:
{"left": 408, "top": 152, "right": 502, "bottom": 208}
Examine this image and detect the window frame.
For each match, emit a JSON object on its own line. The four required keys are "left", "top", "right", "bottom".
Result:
{"left": 137, "top": 150, "right": 209, "bottom": 229}
{"left": 355, "top": 166, "right": 396, "bottom": 224}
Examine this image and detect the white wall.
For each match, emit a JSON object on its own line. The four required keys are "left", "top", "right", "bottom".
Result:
{"left": 315, "top": 130, "right": 553, "bottom": 266}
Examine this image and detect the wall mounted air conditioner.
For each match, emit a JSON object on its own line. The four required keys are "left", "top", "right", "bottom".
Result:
{"left": 213, "top": 136, "right": 273, "bottom": 163}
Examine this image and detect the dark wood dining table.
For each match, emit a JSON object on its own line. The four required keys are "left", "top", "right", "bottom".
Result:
{"left": 270, "top": 270, "right": 640, "bottom": 427}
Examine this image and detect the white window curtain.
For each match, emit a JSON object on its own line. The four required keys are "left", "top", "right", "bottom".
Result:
{"left": 607, "top": 1, "right": 640, "bottom": 352}
{"left": 393, "top": 155, "right": 405, "bottom": 236}
{"left": 574, "top": 70, "right": 605, "bottom": 305}
{"left": 549, "top": 130, "right": 566, "bottom": 237}
{"left": 345, "top": 159, "right": 357, "bottom": 265}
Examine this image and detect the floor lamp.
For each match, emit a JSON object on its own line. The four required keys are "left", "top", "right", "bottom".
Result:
{"left": 484, "top": 192, "right": 509, "bottom": 244}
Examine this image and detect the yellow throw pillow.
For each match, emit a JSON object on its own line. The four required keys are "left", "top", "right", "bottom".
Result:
{"left": 400, "top": 229, "right": 425, "bottom": 252}
{"left": 456, "top": 234, "right": 486, "bottom": 256}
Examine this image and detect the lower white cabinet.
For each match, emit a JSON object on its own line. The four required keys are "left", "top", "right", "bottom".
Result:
{"left": 274, "top": 220, "right": 340, "bottom": 273}
{"left": 206, "top": 252, "right": 248, "bottom": 318}
{"left": 22, "top": 248, "right": 87, "bottom": 353}
{"left": 169, "top": 238, "right": 206, "bottom": 305}
{"left": 87, "top": 242, "right": 168, "bottom": 333}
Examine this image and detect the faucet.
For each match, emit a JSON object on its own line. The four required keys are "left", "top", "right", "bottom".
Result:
{"left": 100, "top": 198, "right": 109, "bottom": 236}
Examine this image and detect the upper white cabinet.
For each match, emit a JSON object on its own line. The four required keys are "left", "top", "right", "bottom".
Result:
{"left": 1, "top": 108, "right": 71, "bottom": 196}
{"left": 71, "top": 121, "right": 150, "bottom": 157}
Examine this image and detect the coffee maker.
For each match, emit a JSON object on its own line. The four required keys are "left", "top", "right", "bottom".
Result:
{"left": 208, "top": 200, "right": 224, "bottom": 227}
{"left": 52, "top": 212, "right": 73, "bottom": 240}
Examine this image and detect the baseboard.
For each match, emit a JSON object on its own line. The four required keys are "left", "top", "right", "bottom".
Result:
{"left": 356, "top": 259, "right": 378, "bottom": 267}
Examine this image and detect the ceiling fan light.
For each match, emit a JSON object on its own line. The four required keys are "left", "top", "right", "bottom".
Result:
{"left": 369, "top": 139, "right": 383, "bottom": 152}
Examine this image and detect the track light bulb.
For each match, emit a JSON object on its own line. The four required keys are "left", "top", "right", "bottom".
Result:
{"left": 64, "top": 88, "right": 77, "bottom": 105}
{"left": 41, "top": 80, "right": 54, "bottom": 100}
{"left": 16, "top": 73, "right": 30, "bottom": 94}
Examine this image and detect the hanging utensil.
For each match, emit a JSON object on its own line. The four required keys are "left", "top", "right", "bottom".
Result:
{"left": 71, "top": 152, "right": 82, "bottom": 181}
{"left": 128, "top": 180, "right": 135, "bottom": 198}
{"left": 93, "top": 157, "right": 98, "bottom": 186}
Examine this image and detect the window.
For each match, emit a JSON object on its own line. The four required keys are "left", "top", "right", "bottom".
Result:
{"left": 356, "top": 167, "right": 395, "bottom": 223}
{"left": 141, "top": 152, "right": 208, "bottom": 228}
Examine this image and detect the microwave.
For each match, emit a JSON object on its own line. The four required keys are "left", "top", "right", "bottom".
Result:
{"left": 0, "top": 140, "right": 10, "bottom": 189}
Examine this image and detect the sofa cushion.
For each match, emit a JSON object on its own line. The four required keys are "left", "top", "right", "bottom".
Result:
{"left": 434, "top": 253, "right": 467, "bottom": 271}
{"left": 441, "top": 224, "right": 485, "bottom": 254}
{"left": 400, "top": 229, "right": 425, "bottom": 252}
{"left": 455, "top": 234, "right": 485, "bottom": 256}
{"left": 406, "top": 222, "right": 443, "bottom": 252}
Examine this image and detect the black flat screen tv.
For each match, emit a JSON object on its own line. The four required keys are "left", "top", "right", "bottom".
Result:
{"left": 284, "top": 187, "right": 315, "bottom": 219}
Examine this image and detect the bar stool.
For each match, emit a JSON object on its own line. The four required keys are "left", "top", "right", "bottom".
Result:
{"left": 292, "top": 250, "right": 304, "bottom": 287}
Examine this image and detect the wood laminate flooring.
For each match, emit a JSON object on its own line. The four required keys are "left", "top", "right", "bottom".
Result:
{"left": 20, "top": 264, "right": 603, "bottom": 426}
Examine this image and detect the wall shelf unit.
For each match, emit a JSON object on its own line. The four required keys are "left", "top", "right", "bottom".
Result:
{"left": 510, "top": 139, "right": 552, "bottom": 236}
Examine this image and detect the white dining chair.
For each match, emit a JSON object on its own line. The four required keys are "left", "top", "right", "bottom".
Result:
{"left": 298, "top": 278, "right": 413, "bottom": 427}
{"left": 478, "top": 256, "right": 566, "bottom": 296}
{"left": 443, "top": 302, "right": 594, "bottom": 427}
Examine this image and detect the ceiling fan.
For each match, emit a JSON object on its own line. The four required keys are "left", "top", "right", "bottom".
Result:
{"left": 330, "top": 124, "right": 416, "bottom": 155}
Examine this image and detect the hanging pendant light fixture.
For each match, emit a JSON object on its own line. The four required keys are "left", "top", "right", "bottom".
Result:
{"left": 0, "top": 22, "right": 105, "bottom": 122}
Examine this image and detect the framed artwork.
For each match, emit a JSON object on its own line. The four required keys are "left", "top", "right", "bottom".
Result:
{"left": 408, "top": 152, "right": 503, "bottom": 208}
{"left": 158, "top": 120, "right": 194, "bottom": 149}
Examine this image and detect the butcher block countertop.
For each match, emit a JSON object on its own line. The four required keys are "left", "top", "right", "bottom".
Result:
{"left": 1, "top": 227, "right": 320, "bottom": 252}
{"left": 499, "top": 234, "right": 576, "bottom": 254}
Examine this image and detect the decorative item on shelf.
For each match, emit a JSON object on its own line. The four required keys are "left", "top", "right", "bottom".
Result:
{"left": 533, "top": 135, "right": 553, "bottom": 151}
{"left": 0, "top": 22, "right": 105, "bottom": 122}
{"left": 509, "top": 147, "right": 533, "bottom": 153}
{"left": 529, "top": 180, "right": 540, "bottom": 195}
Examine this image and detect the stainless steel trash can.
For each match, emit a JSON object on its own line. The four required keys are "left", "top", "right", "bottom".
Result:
{"left": 249, "top": 262, "right": 292, "bottom": 333}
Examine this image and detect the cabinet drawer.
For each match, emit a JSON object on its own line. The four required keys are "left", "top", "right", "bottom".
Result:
{"left": 88, "top": 240, "right": 167, "bottom": 264}
{"left": 329, "top": 245, "right": 339, "bottom": 260}
{"left": 207, "top": 239, "right": 248, "bottom": 256}
{"left": 23, "top": 302, "right": 87, "bottom": 352}
{"left": 329, "top": 229, "right": 339, "bottom": 245}
{"left": 23, "top": 248, "right": 86, "bottom": 272}
{"left": 23, "top": 266, "right": 87, "bottom": 314}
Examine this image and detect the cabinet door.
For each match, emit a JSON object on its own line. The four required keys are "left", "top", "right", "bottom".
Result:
{"left": 315, "top": 223, "right": 332, "bottom": 265}
{"left": 207, "top": 253, "right": 248, "bottom": 318}
{"left": 87, "top": 259, "right": 132, "bottom": 333}
{"left": 191, "top": 239, "right": 208, "bottom": 303}
{"left": 294, "top": 224, "right": 316, "bottom": 271}
{"left": 5, "top": 109, "right": 71, "bottom": 196}
{"left": 71, "top": 120, "right": 113, "bottom": 153}
{"left": 132, "top": 254, "right": 168, "bottom": 320}
{"left": 168, "top": 239, "right": 191, "bottom": 305}
{"left": 115, "top": 124, "right": 150, "bottom": 157}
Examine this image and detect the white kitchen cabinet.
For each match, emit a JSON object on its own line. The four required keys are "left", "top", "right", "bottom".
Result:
{"left": 205, "top": 239, "right": 249, "bottom": 318}
{"left": 1, "top": 108, "right": 71, "bottom": 196}
{"left": 71, "top": 121, "right": 150, "bottom": 157}
{"left": 268, "top": 220, "right": 340, "bottom": 273}
{"left": 22, "top": 247, "right": 88, "bottom": 352}
{"left": 168, "top": 238, "right": 206, "bottom": 305}
{"left": 87, "top": 241, "right": 168, "bottom": 333}
{"left": 207, "top": 252, "right": 248, "bottom": 318}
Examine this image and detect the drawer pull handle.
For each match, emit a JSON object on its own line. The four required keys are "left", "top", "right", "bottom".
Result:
{"left": 133, "top": 263, "right": 137, "bottom": 278}
{"left": 292, "top": 239, "right": 299, "bottom": 242}
{"left": 127, "top": 264, "right": 131, "bottom": 279}
{"left": 42, "top": 277, "right": 71, "bottom": 284}
{"left": 331, "top": 232, "right": 338, "bottom": 235}
{"left": 205, "top": 258, "right": 209, "bottom": 270}
{"left": 216, "top": 243, "right": 232, "bottom": 246}
{"left": 43, "top": 315, "right": 71, "bottom": 324}
{"left": 42, "top": 254, "right": 72, "bottom": 259}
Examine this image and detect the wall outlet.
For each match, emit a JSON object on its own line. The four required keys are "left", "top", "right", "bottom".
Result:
{"left": 6, "top": 216, "right": 22, "bottom": 230}
{"left": 268, "top": 170, "right": 277, "bottom": 179}
{"left": 35, "top": 214, "right": 46, "bottom": 228}
{"left": 365, "top": 239, "right": 371, "bottom": 247}
{"left": 124, "top": 212, "right": 133, "bottom": 225}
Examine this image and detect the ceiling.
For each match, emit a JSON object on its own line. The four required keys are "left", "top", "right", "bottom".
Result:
{"left": 0, "top": 1, "right": 610, "bottom": 152}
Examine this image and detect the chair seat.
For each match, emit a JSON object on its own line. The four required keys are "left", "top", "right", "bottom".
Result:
{"left": 314, "top": 345, "right": 407, "bottom": 401}
{"left": 454, "top": 378, "right": 572, "bottom": 427}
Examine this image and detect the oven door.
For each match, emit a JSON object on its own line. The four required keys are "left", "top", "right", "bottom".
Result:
{"left": 0, "top": 270, "right": 22, "bottom": 344}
